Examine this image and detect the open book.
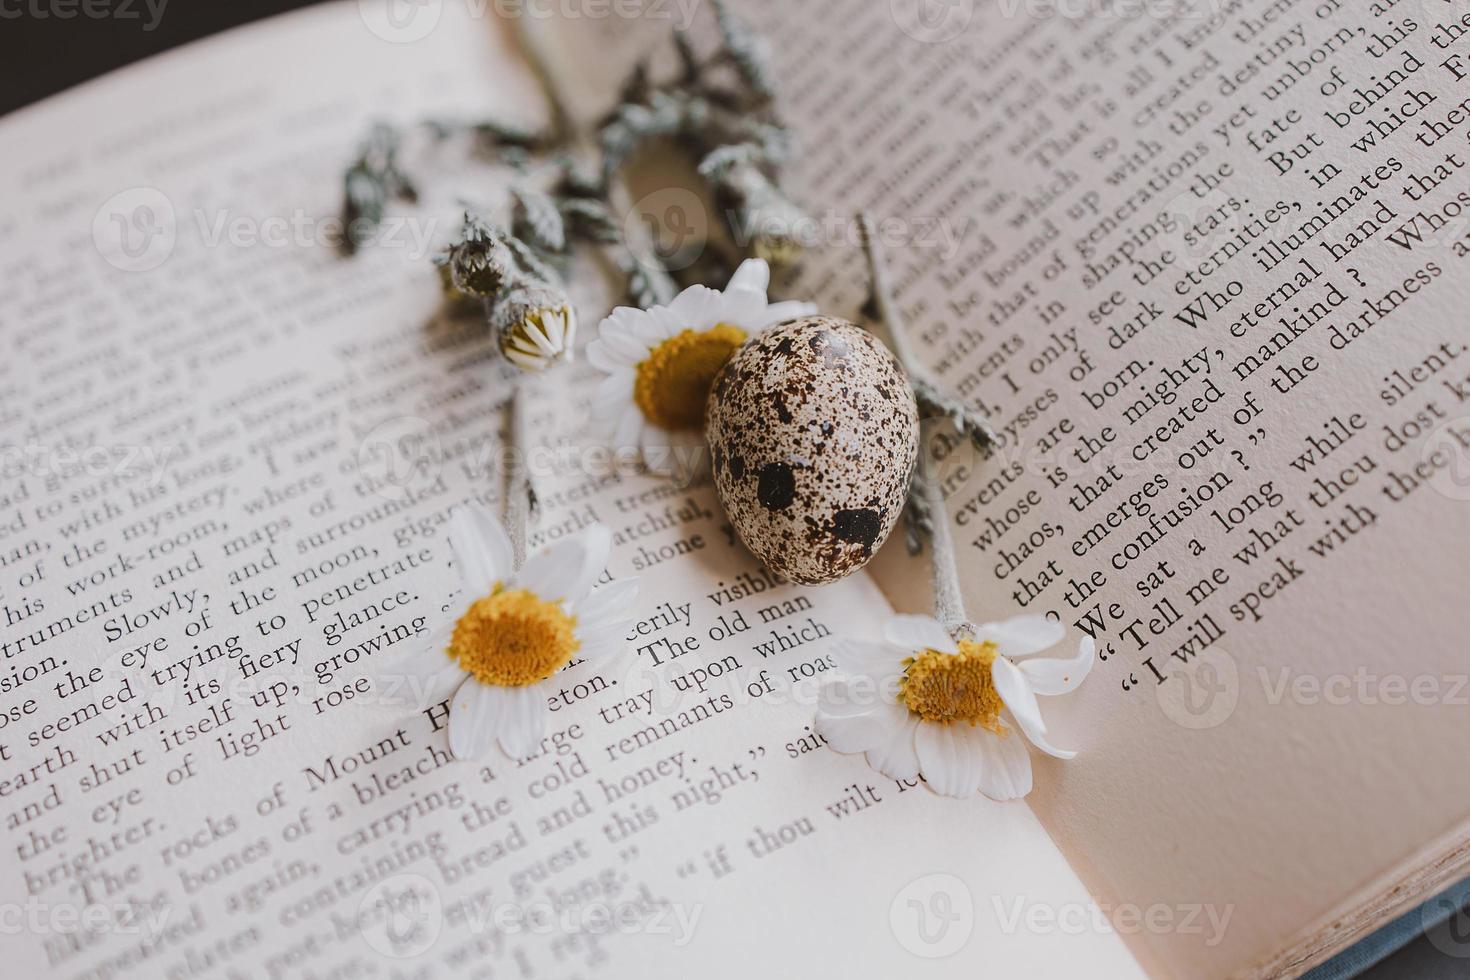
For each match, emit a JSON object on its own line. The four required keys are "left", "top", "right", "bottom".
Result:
{"left": 3, "top": 1, "right": 1469, "bottom": 976}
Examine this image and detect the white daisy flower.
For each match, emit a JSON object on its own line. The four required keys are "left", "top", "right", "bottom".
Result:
{"left": 814, "top": 614, "right": 1095, "bottom": 801}
{"left": 397, "top": 504, "right": 637, "bottom": 760}
{"left": 585, "top": 258, "right": 816, "bottom": 476}
{"left": 495, "top": 291, "right": 577, "bottom": 373}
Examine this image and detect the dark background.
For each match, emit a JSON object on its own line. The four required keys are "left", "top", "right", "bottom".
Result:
{"left": 0, "top": 4, "right": 1464, "bottom": 979}
{"left": 0, "top": 0, "right": 326, "bottom": 116}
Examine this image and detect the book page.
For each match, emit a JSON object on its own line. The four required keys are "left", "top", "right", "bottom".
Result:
{"left": 695, "top": 0, "right": 1470, "bottom": 975}
{"left": 0, "top": 5, "right": 1144, "bottom": 979}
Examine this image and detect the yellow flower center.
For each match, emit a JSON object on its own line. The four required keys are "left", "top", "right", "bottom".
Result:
{"left": 900, "top": 640, "right": 1007, "bottom": 733}
{"left": 633, "top": 323, "right": 748, "bottom": 431}
{"left": 448, "top": 586, "right": 579, "bottom": 687}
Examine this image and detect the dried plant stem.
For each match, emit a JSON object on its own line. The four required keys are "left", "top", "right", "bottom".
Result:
{"left": 858, "top": 214, "right": 973, "bottom": 639}
{"left": 512, "top": 16, "right": 677, "bottom": 306}
{"left": 505, "top": 380, "right": 535, "bottom": 572}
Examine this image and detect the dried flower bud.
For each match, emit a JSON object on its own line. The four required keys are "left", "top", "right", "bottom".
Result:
{"left": 448, "top": 236, "right": 515, "bottom": 296}
{"left": 433, "top": 259, "right": 483, "bottom": 317}
{"left": 493, "top": 283, "right": 577, "bottom": 372}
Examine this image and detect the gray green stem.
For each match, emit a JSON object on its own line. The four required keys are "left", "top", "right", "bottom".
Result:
{"left": 505, "top": 379, "right": 534, "bottom": 572}
{"left": 858, "top": 214, "right": 973, "bottom": 640}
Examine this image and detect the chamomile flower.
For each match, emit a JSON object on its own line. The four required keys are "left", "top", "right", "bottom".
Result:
{"left": 397, "top": 504, "right": 637, "bottom": 759}
{"left": 814, "top": 614, "right": 1095, "bottom": 800}
{"left": 493, "top": 284, "right": 577, "bottom": 372}
{"left": 585, "top": 258, "right": 816, "bottom": 476}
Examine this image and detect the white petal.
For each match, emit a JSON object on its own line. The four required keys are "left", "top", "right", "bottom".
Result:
{"left": 577, "top": 577, "right": 639, "bottom": 629}
{"left": 914, "top": 723, "right": 985, "bottom": 798}
{"left": 591, "top": 400, "right": 633, "bottom": 440}
{"left": 592, "top": 369, "right": 633, "bottom": 407}
{"left": 883, "top": 614, "right": 957, "bottom": 654}
{"left": 863, "top": 704, "right": 921, "bottom": 781}
{"left": 504, "top": 348, "right": 547, "bottom": 371}
{"left": 496, "top": 686, "right": 549, "bottom": 758}
{"left": 973, "top": 615, "right": 1066, "bottom": 658}
{"left": 575, "top": 627, "right": 628, "bottom": 662}
{"left": 815, "top": 705, "right": 897, "bottom": 755}
{"left": 541, "top": 311, "right": 566, "bottom": 348}
{"left": 604, "top": 303, "right": 671, "bottom": 339}
{"left": 521, "top": 321, "right": 558, "bottom": 355}
{"left": 819, "top": 674, "right": 894, "bottom": 715}
{"left": 831, "top": 637, "right": 904, "bottom": 682}
{"left": 717, "top": 287, "right": 768, "bottom": 329}
{"left": 561, "top": 309, "right": 578, "bottom": 352}
{"left": 814, "top": 675, "right": 901, "bottom": 755}
{"left": 1014, "top": 710, "right": 1077, "bottom": 760}
{"left": 514, "top": 535, "right": 586, "bottom": 603}
{"left": 640, "top": 426, "right": 676, "bottom": 477}
{"left": 586, "top": 338, "right": 633, "bottom": 373}
{"left": 666, "top": 284, "right": 724, "bottom": 330}
{"left": 591, "top": 401, "right": 633, "bottom": 441}
{"left": 725, "top": 258, "right": 770, "bottom": 295}
{"left": 643, "top": 306, "right": 684, "bottom": 339}
{"left": 613, "top": 406, "right": 646, "bottom": 453}
{"left": 1017, "top": 637, "right": 1096, "bottom": 696}
{"left": 625, "top": 314, "right": 672, "bottom": 345}
{"left": 595, "top": 315, "right": 655, "bottom": 362}
{"left": 992, "top": 656, "right": 1045, "bottom": 736}
{"left": 448, "top": 679, "right": 502, "bottom": 760}
{"left": 975, "top": 731, "right": 1033, "bottom": 801}
{"left": 449, "top": 504, "right": 512, "bottom": 596}
{"left": 564, "top": 524, "right": 612, "bottom": 605}
{"left": 394, "top": 622, "right": 463, "bottom": 707}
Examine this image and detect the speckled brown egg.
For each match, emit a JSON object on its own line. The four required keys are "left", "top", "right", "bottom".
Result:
{"left": 705, "top": 315, "right": 919, "bottom": 585}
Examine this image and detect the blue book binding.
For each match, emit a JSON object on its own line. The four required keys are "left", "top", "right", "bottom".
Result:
{"left": 1303, "top": 878, "right": 1470, "bottom": 979}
